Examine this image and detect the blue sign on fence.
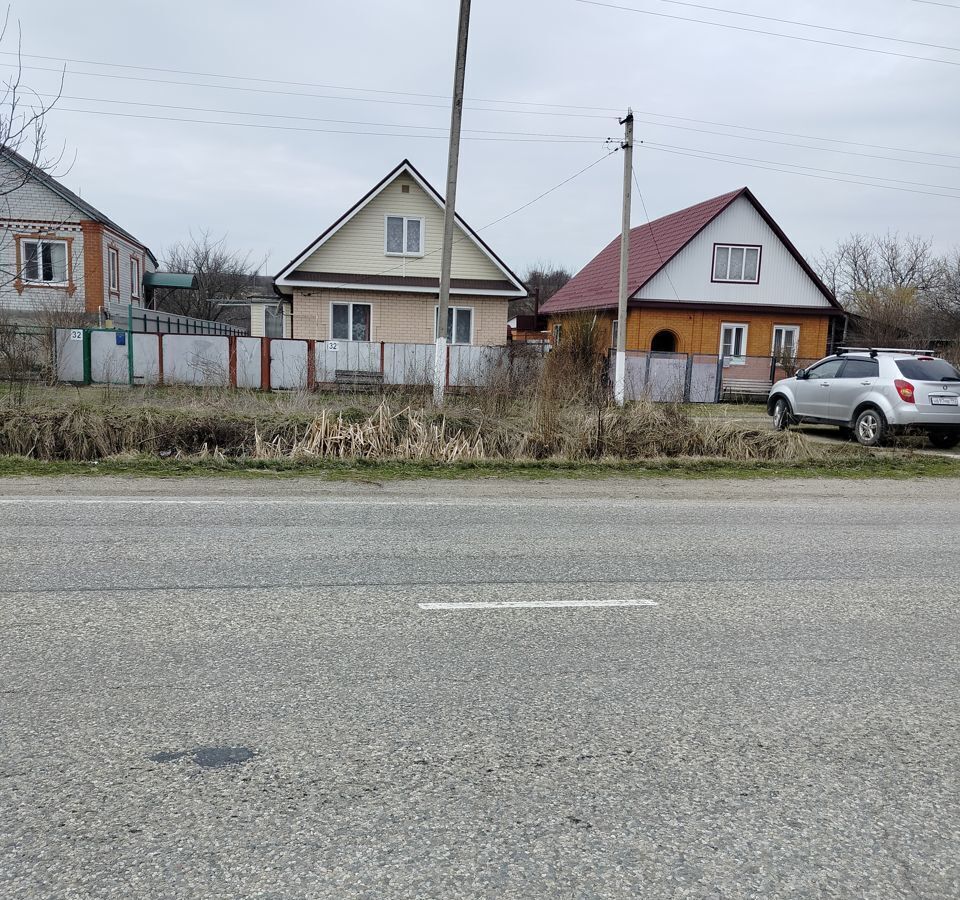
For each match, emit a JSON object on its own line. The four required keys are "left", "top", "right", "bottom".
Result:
{"left": 116, "top": 332, "right": 126, "bottom": 346}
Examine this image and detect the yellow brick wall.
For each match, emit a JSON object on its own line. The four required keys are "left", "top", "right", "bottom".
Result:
{"left": 549, "top": 309, "right": 832, "bottom": 359}
{"left": 291, "top": 289, "right": 509, "bottom": 345}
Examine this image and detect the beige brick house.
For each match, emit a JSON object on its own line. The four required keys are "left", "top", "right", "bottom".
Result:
{"left": 274, "top": 160, "right": 526, "bottom": 345}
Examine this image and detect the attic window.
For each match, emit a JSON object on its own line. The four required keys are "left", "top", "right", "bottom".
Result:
{"left": 401, "top": 184, "right": 410, "bottom": 194}
{"left": 385, "top": 215, "right": 424, "bottom": 256}
{"left": 713, "top": 244, "right": 761, "bottom": 284}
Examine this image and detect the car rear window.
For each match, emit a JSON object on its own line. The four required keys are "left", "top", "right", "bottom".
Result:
{"left": 895, "top": 358, "right": 960, "bottom": 381}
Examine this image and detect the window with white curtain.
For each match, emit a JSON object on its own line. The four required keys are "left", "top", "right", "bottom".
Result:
{"left": 385, "top": 216, "right": 424, "bottom": 256}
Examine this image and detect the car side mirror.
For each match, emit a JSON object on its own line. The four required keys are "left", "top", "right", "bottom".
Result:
{"left": 795, "top": 369, "right": 806, "bottom": 379}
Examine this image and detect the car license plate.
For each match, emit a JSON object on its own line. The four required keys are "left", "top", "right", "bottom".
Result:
{"left": 930, "top": 395, "right": 959, "bottom": 406}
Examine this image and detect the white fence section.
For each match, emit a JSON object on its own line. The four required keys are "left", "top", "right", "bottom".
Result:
{"left": 54, "top": 330, "right": 548, "bottom": 393}
{"left": 163, "top": 335, "right": 230, "bottom": 386}
{"left": 616, "top": 352, "right": 722, "bottom": 403}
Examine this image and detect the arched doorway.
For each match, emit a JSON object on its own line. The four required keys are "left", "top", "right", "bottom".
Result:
{"left": 650, "top": 329, "right": 678, "bottom": 353}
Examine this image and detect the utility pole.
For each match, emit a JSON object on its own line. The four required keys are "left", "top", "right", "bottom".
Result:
{"left": 434, "top": 0, "right": 472, "bottom": 406}
{"left": 613, "top": 108, "right": 634, "bottom": 407}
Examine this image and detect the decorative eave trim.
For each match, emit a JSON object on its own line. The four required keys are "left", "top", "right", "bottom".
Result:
{"left": 279, "top": 279, "right": 524, "bottom": 298}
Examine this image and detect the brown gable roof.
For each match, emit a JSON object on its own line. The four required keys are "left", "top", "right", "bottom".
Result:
{"left": 540, "top": 187, "right": 839, "bottom": 314}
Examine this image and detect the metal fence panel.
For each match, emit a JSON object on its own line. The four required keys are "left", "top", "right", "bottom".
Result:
{"left": 54, "top": 329, "right": 84, "bottom": 382}
{"left": 162, "top": 335, "right": 230, "bottom": 385}
{"left": 270, "top": 339, "right": 308, "bottom": 390}
{"left": 236, "top": 337, "right": 261, "bottom": 389}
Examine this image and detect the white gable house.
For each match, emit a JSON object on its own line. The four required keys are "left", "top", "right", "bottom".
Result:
{"left": 274, "top": 160, "right": 526, "bottom": 345}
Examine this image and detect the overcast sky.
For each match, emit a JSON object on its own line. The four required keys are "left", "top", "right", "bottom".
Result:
{"left": 12, "top": 0, "right": 960, "bottom": 276}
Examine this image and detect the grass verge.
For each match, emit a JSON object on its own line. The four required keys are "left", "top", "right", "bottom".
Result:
{"left": 2, "top": 453, "right": 958, "bottom": 480}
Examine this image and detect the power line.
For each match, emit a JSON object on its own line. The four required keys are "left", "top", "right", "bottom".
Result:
{"left": 50, "top": 106, "right": 604, "bottom": 144}
{"left": 304, "top": 149, "right": 621, "bottom": 289}
{"left": 629, "top": 107, "right": 960, "bottom": 162}
{"left": 913, "top": 0, "right": 960, "bottom": 8}
{"left": 642, "top": 141, "right": 960, "bottom": 193}
{"left": 575, "top": 0, "right": 960, "bottom": 66}
{"left": 631, "top": 118, "right": 960, "bottom": 171}
{"left": 10, "top": 55, "right": 960, "bottom": 162}
{"left": 2, "top": 61, "right": 621, "bottom": 120}
{"left": 38, "top": 89, "right": 960, "bottom": 172}
{"left": 0, "top": 50, "right": 623, "bottom": 114}
{"left": 652, "top": 0, "right": 960, "bottom": 53}
{"left": 631, "top": 166, "right": 681, "bottom": 300}
{"left": 640, "top": 143, "right": 960, "bottom": 200}
{"left": 481, "top": 147, "right": 621, "bottom": 229}
{"left": 42, "top": 93, "right": 613, "bottom": 142}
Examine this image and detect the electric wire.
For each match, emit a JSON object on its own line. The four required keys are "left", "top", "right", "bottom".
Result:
{"left": 575, "top": 0, "right": 960, "bottom": 66}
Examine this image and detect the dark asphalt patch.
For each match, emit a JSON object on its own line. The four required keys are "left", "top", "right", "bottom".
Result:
{"left": 149, "top": 746, "right": 257, "bottom": 768}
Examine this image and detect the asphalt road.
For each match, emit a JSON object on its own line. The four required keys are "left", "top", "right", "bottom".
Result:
{"left": 2, "top": 476, "right": 958, "bottom": 899}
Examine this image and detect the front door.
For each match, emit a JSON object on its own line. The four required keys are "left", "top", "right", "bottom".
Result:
{"left": 793, "top": 357, "right": 844, "bottom": 418}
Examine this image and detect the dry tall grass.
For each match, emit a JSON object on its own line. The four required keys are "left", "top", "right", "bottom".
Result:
{"left": 0, "top": 396, "right": 819, "bottom": 463}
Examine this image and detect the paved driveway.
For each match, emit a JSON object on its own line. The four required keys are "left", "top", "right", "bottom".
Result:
{"left": 2, "top": 477, "right": 959, "bottom": 899}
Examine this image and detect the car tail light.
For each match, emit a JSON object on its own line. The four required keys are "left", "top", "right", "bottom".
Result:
{"left": 895, "top": 379, "right": 916, "bottom": 403}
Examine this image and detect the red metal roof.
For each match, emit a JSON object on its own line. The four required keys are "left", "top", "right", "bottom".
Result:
{"left": 541, "top": 188, "right": 746, "bottom": 314}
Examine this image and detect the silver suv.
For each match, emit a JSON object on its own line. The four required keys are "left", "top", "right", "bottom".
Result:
{"left": 767, "top": 348, "right": 960, "bottom": 448}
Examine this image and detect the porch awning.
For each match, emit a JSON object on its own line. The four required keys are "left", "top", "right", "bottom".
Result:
{"left": 144, "top": 272, "right": 198, "bottom": 290}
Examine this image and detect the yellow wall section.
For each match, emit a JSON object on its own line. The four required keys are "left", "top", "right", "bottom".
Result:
{"left": 550, "top": 309, "right": 832, "bottom": 359}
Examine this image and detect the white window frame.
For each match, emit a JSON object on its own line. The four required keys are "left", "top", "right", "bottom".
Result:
{"left": 713, "top": 244, "right": 761, "bottom": 284}
{"left": 130, "top": 256, "right": 141, "bottom": 299}
{"left": 434, "top": 305, "right": 474, "bottom": 345}
{"left": 772, "top": 325, "right": 799, "bottom": 359}
{"left": 552, "top": 323, "right": 562, "bottom": 344}
{"left": 329, "top": 301, "right": 373, "bottom": 342}
{"left": 720, "top": 322, "right": 749, "bottom": 366}
{"left": 21, "top": 238, "right": 69, "bottom": 285}
{"left": 384, "top": 215, "right": 425, "bottom": 257}
{"left": 107, "top": 247, "right": 120, "bottom": 293}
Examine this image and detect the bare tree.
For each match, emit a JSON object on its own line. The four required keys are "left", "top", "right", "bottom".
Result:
{"left": 154, "top": 230, "right": 267, "bottom": 321}
{"left": 0, "top": 6, "right": 64, "bottom": 289}
{"left": 511, "top": 264, "right": 572, "bottom": 318}
{"left": 817, "top": 233, "right": 948, "bottom": 347}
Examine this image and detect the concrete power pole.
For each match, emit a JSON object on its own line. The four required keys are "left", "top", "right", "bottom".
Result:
{"left": 434, "top": 0, "right": 472, "bottom": 406}
{"left": 613, "top": 109, "right": 634, "bottom": 407}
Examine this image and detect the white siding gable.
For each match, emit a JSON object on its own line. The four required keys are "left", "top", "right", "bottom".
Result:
{"left": 635, "top": 195, "right": 830, "bottom": 308}
{"left": 295, "top": 172, "right": 508, "bottom": 283}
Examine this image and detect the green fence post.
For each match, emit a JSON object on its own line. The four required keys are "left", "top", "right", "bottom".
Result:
{"left": 127, "top": 303, "right": 134, "bottom": 387}
{"left": 82, "top": 330, "right": 92, "bottom": 385}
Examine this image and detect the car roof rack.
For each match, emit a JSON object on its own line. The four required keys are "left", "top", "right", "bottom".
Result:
{"left": 836, "top": 346, "right": 936, "bottom": 359}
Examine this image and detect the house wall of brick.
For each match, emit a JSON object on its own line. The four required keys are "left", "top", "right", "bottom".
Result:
{"left": 550, "top": 308, "right": 831, "bottom": 359}
{"left": 292, "top": 288, "right": 509, "bottom": 345}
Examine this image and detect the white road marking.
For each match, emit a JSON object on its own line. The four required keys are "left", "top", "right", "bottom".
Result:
{"left": 418, "top": 599, "right": 658, "bottom": 611}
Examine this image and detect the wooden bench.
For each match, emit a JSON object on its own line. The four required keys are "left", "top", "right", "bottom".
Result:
{"left": 334, "top": 369, "right": 385, "bottom": 389}
{"left": 720, "top": 378, "right": 772, "bottom": 402}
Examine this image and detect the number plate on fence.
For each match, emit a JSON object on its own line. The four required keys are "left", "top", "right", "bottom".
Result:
{"left": 327, "top": 341, "right": 339, "bottom": 352}
{"left": 69, "top": 329, "right": 83, "bottom": 341}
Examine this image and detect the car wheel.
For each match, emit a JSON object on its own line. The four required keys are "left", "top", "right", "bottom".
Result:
{"left": 854, "top": 408, "right": 886, "bottom": 447}
{"left": 772, "top": 397, "right": 794, "bottom": 431}
{"left": 928, "top": 430, "right": 960, "bottom": 450}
